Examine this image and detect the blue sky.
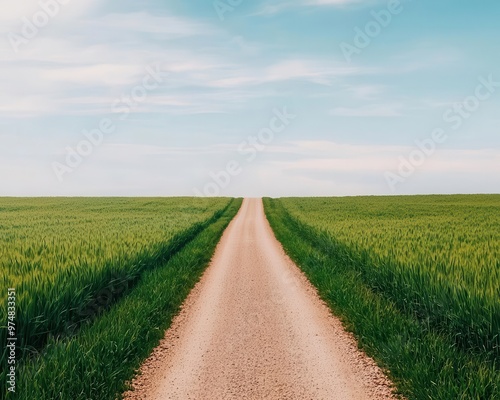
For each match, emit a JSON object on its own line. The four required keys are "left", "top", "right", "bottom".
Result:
{"left": 1, "top": 0, "right": 499, "bottom": 196}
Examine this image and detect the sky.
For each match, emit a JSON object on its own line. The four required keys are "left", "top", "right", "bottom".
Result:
{"left": 0, "top": 0, "right": 499, "bottom": 197}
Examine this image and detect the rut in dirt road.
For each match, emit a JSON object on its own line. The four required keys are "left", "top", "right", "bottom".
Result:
{"left": 125, "top": 198, "right": 398, "bottom": 400}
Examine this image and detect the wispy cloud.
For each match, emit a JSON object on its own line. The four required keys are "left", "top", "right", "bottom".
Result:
{"left": 330, "top": 104, "right": 403, "bottom": 117}
{"left": 305, "top": 0, "right": 373, "bottom": 5}
{"left": 251, "top": 0, "right": 380, "bottom": 15}
{"left": 0, "top": 9, "right": 232, "bottom": 117}
{"left": 208, "top": 58, "right": 370, "bottom": 88}
{"left": 92, "top": 12, "right": 219, "bottom": 37}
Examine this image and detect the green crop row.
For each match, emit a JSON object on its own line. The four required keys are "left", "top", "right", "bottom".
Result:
{"left": 264, "top": 195, "right": 499, "bottom": 399}
{"left": 13, "top": 198, "right": 242, "bottom": 400}
{"left": 0, "top": 198, "right": 232, "bottom": 379}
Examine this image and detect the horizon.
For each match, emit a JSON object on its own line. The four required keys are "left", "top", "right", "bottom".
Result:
{"left": 2, "top": 193, "right": 499, "bottom": 199}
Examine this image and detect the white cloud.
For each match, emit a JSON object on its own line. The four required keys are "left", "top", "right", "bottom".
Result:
{"left": 2, "top": 137, "right": 499, "bottom": 196}
{"left": 0, "top": 7, "right": 233, "bottom": 117}
{"left": 0, "top": 96, "right": 60, "bottom": 116}
{"left": 205, "top": 141, "right": 500, "bottom": 197}
{"left": 209, "top": 58, "right": 368, "bottom": 88}
{"left": 268, "top": 141, "right": 500, "bottom": 174}
{"left": 41, "top": 64, "right": 144, "bottom": 86}
{"left": 345, "top": 84, "right": 385, "bottom": 100}
{"left": 95, "top": 12, "right": 218, "bottom": 37}
{"left": 251, "top": 0, "right": 379, "bottom": 15}
{"left": 330, "top": 104, "right": 403, "bottom": 117}
{"left": 306, "top": 0, "right": 368, "bottom": 5}
{"left": 0, "top": 0, "right": 101, "bottom": 36}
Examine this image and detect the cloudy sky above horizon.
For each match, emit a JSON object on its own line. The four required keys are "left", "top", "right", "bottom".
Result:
{"left": 1, "top": 0, "right": 499, "bottom": 197}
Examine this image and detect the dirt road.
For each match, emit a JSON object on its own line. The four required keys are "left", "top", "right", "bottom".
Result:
{"left": 125, "top": 198, "right": 397, "bottom": 400}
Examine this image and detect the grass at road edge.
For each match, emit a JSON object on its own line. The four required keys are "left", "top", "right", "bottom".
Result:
{"left": 0, "top": 198, "right": 232, "bottom": 370}
{"left": 14, "top": 198, "right": 242, "bottom": 400}
{"left": 263, "top": 198, "right": 498, "bottom": 400}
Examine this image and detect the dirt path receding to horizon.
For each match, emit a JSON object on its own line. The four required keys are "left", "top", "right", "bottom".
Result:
{"left": 124, "top": 198, "right": 398, "bottom": 400}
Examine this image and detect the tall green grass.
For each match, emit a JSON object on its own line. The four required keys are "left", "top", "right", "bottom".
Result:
{"left": 264, "top": 195, "right": 499, "bottom": 399}
{"left": 0, "top": 197, "right": 232, "bottom": 391}
{"left": 13, "top": 198, "right": 242, "bottom": 400}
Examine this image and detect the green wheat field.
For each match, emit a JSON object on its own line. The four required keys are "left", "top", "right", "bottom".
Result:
{"left": 1, "top": 195, "right": 499, "bottom": 399}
